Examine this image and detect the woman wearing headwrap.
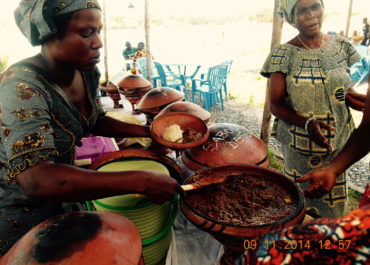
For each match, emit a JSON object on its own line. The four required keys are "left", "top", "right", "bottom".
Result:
{"left": 261, "top": 0, "right": 364, "bottom": 218}
{"left": 0, "top": 0, "right": 179, "bottom": 255}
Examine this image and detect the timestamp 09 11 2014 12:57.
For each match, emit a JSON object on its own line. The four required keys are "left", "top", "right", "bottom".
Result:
{"left": 243, "top": 239, "right": 351, "bottom": 250}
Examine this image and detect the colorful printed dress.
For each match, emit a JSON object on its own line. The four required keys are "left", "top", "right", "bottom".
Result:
{"left": 237, "top": 207, "right": 370, "bottom": 265}
{"left": 261, "top": 36, "right": 361, "bottom": 218}
{"left": 0, "top": 59, "right": 104, "bottom": 255}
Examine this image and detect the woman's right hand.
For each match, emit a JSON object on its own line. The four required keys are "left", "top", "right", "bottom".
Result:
{"left": 142, "top": 172, "right": 180, "bottom": 204}
{"left": 307, "top": 119, "right": 335, "bottom": 150}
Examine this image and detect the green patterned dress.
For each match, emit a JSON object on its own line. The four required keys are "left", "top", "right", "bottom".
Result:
{"left": 0, "top": 58, "right": 104, "bottom": 255}
{"left": 261, "top": 35, "right": 361, "bottom": 218}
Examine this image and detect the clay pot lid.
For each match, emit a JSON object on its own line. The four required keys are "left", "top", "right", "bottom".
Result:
{"left": 137, "top": 87, "right": 185, "bottom": 111}
{"left": 182, "top": 123, "right": 269, "bottom": 170}
{"left": 118, "top": 74, "right": 152, "bottom": 90}
{"left": 156, "top": 101, "right": 211, "bottom": 124}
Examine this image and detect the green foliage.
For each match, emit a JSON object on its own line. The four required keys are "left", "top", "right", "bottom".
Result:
{"left": 248, "top": 8, "right": 274, "bottom": 23}
{"left": 0, "top": 54, "right": 9, "bottom": 73}
{"left": 348, "top": 188, "right": 363, "bottom": 200}
{"left": 267, "top": 148, "right": 283, "bottom": 173}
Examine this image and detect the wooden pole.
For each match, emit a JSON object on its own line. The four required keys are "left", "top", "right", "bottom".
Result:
{"left": 345, "top": 0, "right": 354, "bottom": 38}
{"left": 102, "top": 0, "right": 109, "bottom": 82}
{"left": 144, "top": 0, "right": 152, "bottom": 82}
{"left": 260, "top": 0, "right": 283, "bottom": 145}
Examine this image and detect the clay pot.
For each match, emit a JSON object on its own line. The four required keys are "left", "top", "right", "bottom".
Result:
{"left": 99, "top": 81, "right": 122, "bottom": 108}
{"left": 150, "top": 112, "right": 209, "bottom": 151}
{"left": 137, "top": 87, "right": 185, "bottom": 123}
{"left": 156, "top": 101, "right": 211, "bottom": 124}
{"left": 118, "top": 75, "right": 153, "bottom": 114}
{"left": 90, "top": 148, "right": 182, "bottom": 183}
{"left": 181, "top": 123, "right": 269, "bottom": 173}
{"left": 118, "top": 74, "right": 152, "bottom": 90}
{"left": 0, "top": 211, "right": 142, "bottom": 265}
{"left": 180, "top": 164, "right": 306, "bottom": 265}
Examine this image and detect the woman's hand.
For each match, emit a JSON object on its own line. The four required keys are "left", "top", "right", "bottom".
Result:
{"left": 307, "top": 119, "right": 335, "bottom": 150}
{"left": 345, "top": 87, "right": 366, "bottom": 111}
{"left": 142, "top": 172, "right": 180, "bottom": 204}
{"left": 296, "top": 167, "right": 338, "bottom": 198}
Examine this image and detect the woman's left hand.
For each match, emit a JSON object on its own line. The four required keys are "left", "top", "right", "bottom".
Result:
{"left": 296, "top": 168, "right": 337, "bottom": 198}
{"left": 307, "top": 119, "right": 335, "bottom": 150}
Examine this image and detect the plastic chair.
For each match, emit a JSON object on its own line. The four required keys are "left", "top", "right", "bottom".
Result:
{"left": 191, "top": 64, "right": 228, "bottom": 111}
{"left": 352, "top": 57, "right": 369, "bottom": 88}
{"left": 200, "top": 60, "right": 232, "bottom": 101}
{"left": 154, "top": 61, "right": 188, "bottom": 100}
{"left": 136, "top": 57, "right": 160, "bottom": 88}
{"left": 220, "top": 60, "right": 233, "bottom": 100}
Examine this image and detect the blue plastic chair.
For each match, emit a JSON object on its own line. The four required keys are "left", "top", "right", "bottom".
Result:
{"left": 352, "top": 57, "right": 369, "bottom": 88}
{"left": 220, "top": 60, "right": 233, "bottom": 100}
{"left": 200, "top": 60, "right": 232, "bottom": 101}
{"left": 350, "top": 45, "right": 369, "bottom": 88}
{"left": 191, "top": 64, "right": 228, "bottom": 111}
{"left": 135, "top": 57, "right": 160, "bottom": 88}
{"left": 154, "top": 61, "right": 188, "bottom": 100}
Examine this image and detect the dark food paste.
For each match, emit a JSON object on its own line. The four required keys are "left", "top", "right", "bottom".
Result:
{"left": 186, "top": 174, "right": 296, "bottom": 226}
{"left": 180, "top": 128, "right": 203, "bottom": 143}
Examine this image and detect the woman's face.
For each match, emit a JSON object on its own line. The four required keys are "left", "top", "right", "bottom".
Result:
{"left": 51, "top": 9, "right": 103, "bottom": 71}
{"left": 292, "top": 0, "right": 323, "bottom": 36}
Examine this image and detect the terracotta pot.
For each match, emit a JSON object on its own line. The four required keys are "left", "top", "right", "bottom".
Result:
{"left": 89, "top": 148, "right": 182, "bottom": 183}
{"left": 150, "top": 112, "right": 209, "bottom": 151}
{"left": 117, "top": 75, "right": 153, "bottom": 114}
{"left": 0, "top": 212, "right": 142, "bottom": 265}
{"left": 99, "top": 82, "right": 122, "bottom": 108}
{"left": 118, "top": 74, "right": 152, "bottom": 90}
{"left": 137, "top": 87, "right": 185, "bottom": 111}
{"left": 181, "top": 123, "right": 269, "bottom": 173}
{"left": 156, "top": 101, "right": 211, "bottom": 124}
{"left": 180, "top": 164, "right": 306, "bottom": 265}
{"left": 137, "top": 87, "right": 185, "bottom": 122}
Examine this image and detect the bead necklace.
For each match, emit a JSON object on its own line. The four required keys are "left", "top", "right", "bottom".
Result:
{"left": 297, "top": 33, "right": 323, "bottom": 50}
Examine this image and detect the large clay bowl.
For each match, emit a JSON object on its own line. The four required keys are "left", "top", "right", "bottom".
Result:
{"left": 137, "top": 87, "right": 185, "bottom": 112}
{"left": 89, "top": 148, "right": 182, "bottom": 183}
{"left": 156, "top": 101, "right": 211, "bottom": 124}
{"left": 180, "top": 164, "right": 306, "bottom": 252}
{"left": 0, "top": 211, "right": 142, "bottom": 265}
{"left": 181, "top": 123, "right": 269, "bottom": 172}
{"left": 118, "top": 74, "right": 153, "bottom": 90}
{"left": 150, "top": 112, "right": 209, "bottom": 150}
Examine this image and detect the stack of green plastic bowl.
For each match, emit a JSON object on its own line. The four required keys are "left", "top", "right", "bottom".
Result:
{"left": 88, "top": 159, "right": 177, "bottom": 265}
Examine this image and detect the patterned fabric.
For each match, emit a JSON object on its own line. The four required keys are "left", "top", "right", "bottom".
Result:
{"left": 261, "top": 35, "right": 361, "bottom": 218}
{"left": 238, "top": 207, "right": 370, "bottom": 265}
{"left": 278, "top": 0, "right": 324, "bottom": 25}
{"left": 282, "top": 144, "right": 348, "bottom": 218}
{"left": 14, "top": 0, "right": 101, "bottom": 46}
{"left": 133, "top": 49, "right": 153, "bottom": 62}
{"left": 0, "top": 59, "right": 103, "bottom": 255}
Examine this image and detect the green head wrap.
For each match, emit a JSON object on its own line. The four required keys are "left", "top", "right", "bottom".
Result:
{"left": 14, "top": 0, "right": 101, "bottom": 46}
{"left": 278, "top": 0, "right": 324, "bottom": 25}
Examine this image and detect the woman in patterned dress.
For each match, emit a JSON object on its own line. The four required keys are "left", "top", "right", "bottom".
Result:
{"left": 237, "top": 82, "right": 370, "bottom": 265}
{"left": 261, "top": 0, "right": 364, "bottom": 218}
{"left": 0, "top": 0, "right": 179, "bottom": 256}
